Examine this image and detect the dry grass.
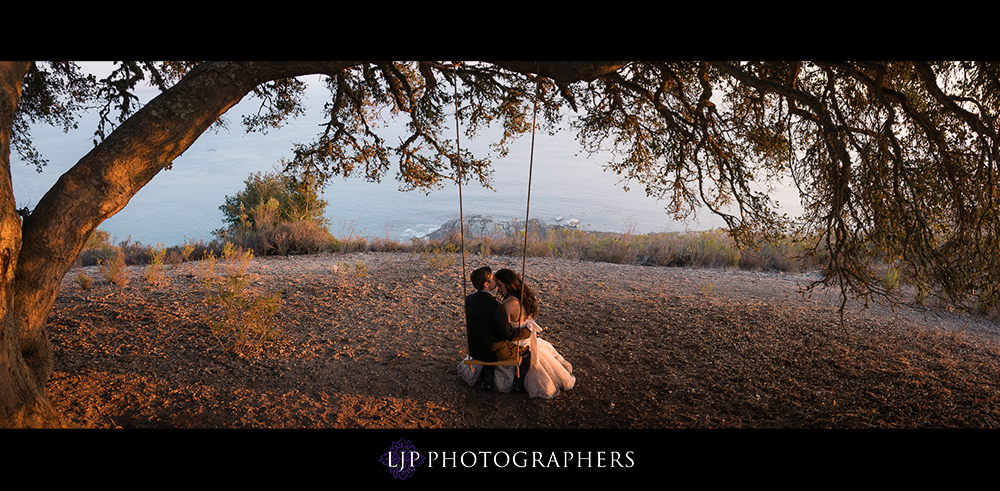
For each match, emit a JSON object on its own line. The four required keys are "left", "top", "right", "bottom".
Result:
{"left": 77, "top": 225, "right": 814, "bottom": 276}
{"left": 415, "top": 226, "right": 814, "bottom": 274}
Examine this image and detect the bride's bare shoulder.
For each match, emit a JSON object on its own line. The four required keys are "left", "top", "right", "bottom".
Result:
{"left": 502, "top": 296, "right": 521, "bottom": 308}
{"left": 502, "top": 297, "right": 527, "bottom": 322}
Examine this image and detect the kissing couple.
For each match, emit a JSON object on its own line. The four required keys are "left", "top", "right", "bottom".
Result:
{"left": 459, "top": 266, "right": 575, "bottom": 399}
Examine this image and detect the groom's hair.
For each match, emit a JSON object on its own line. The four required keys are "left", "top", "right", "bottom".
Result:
{"left": 471, "top": 266, "right": 492, "bottom": 290}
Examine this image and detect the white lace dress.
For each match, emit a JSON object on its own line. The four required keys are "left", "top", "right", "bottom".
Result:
{"left": 458, "top": 319, "right": 575, "bottom": 399}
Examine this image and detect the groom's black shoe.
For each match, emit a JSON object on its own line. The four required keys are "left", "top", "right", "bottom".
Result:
{"left": 481, "top": 366, "right": 495, "bottom": 392}
{"left": 513, "top": 374, "right": 525, "bottom": 392}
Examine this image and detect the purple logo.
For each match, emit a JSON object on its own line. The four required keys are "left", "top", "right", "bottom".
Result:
{"left": 380, "top": 438, "right": 425, "bottom": 480}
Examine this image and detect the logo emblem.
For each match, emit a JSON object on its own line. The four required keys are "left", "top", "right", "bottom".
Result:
{"left": 380, "top": 438, "right": 425, "bottom": 480}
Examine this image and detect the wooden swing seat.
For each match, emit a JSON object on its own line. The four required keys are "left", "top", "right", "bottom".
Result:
{"left": 464, "top": 356, "right": 522, "bottom": 378}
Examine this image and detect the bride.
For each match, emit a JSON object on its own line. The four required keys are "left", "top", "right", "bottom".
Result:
{"left": 492, "top": 268, "right": 575, "bottom": 399}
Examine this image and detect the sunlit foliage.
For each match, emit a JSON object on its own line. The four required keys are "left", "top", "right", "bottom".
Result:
{"left": 14, "top": 61, "right": 1000, "bottom": 314}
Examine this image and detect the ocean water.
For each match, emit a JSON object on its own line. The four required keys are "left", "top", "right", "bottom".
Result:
{"left": 11, "top": 71, "right": 800, "bottom": 247}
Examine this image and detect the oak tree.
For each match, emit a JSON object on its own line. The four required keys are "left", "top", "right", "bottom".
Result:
{"left": 2, "top": 61, "right": 998, "bottom": 427}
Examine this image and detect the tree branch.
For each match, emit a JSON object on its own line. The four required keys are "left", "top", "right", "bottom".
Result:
{"left": 14, "top": 61, "right": 360, "bottom": 346}
{"left": 487, "top": 61, "right": 628, "bottom": 84}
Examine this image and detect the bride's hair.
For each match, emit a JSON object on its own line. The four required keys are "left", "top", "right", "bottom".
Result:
{"left": 494, "top": 268, "right": 538, "bottom": 319}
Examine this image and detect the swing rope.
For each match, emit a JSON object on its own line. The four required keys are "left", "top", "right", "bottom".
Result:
{"left": 518, "top": 73, "right": 542, "bottom": 325}
{"left": 458, "top": 64, "right": 543, "bottom": 376}
{"left": 455, "top": 65, "right": 540, "bottom": 302}
{"left": 454, "top": 64, "right": 468, "bottom": 300}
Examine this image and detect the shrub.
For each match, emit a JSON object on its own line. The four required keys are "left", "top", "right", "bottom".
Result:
{"left": 77, "top": 229, "right": 115, "bottom": 267}
{"left": 85, "top": 229, "right": 111, "bottom": 250}
{"left": 202, "top": 241, "right": 282, "bottom": 357}
{"left": 416, "top": 243, "right": 458, "bottom": 268}
{"left": 219, "top": 168, "right": 328, "bottom": 231}
{"left": 218, "top": 168, "right": 333, "bottom": 256}
{"left": 227, "top": 218, "right": 334, "bottom": 256}
{"left": 144, "top": 243, "right": 169, "bottom": 287}
{"left": 330, "top": 260, "right": 369, "bottom": 280}
{"left": 99, "top": 249, "right": 129, "bottom": 287}
{"left": 220, "top": 241, "right": 253, "bottom": 278}
{"left": 74, "top": 271, "right": 93, "bottom": 290}
{"left": 205, "top": 275, "right": 282, "bottom": 358}
{"left": 194, "top": 249, "right": 217, "bottom": 285}
{"left": 164, "top": 241, "right": 197, "bottom": 268}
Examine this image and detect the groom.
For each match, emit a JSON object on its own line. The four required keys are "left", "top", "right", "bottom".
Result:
{"left": 465, "top": 266, "right": 531, "bottom": 392}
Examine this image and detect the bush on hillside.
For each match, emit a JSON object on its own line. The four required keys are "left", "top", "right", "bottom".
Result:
{"left": 219, "top": 168, "right": 328, "bottom": 230}
{"left": 217, "top": 169, "right": 334, "bottom": 255}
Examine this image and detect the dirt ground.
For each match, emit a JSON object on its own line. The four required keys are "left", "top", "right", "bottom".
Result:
{"left": 44, "top": 251, "right": 1000, "bottom": 428}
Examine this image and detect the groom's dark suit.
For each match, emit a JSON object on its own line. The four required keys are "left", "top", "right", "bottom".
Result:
{"left": 465, "top": 289, "right": 531, "bottom": 388}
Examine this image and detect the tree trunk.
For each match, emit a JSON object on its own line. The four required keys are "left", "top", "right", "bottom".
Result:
{"left": 0, "top": 61, "right": 359, "bottom": 427}
{"left": 0, "top": 60, "right": 62, "bottom": 427}
{"left": 0, "top": 60, "right": 598, "bottom": 427}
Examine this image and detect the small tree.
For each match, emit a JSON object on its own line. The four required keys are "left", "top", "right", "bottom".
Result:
{"left": 219, "top": 167, "right": 328, "bottom": 231}
{"left": 218, "top": 168, "right": 333, "bottom": 255}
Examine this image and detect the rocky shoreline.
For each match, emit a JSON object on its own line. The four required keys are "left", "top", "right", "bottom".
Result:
{"left": 424, "top": 214, "right": 582, "bottom": 241}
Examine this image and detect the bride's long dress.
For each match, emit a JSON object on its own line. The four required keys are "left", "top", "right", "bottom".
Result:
{"left": 458, "top": 319, "right": 575, "bottom": 399}
{"left": 519, "top": 319, "right": 575, "bottom": 399}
